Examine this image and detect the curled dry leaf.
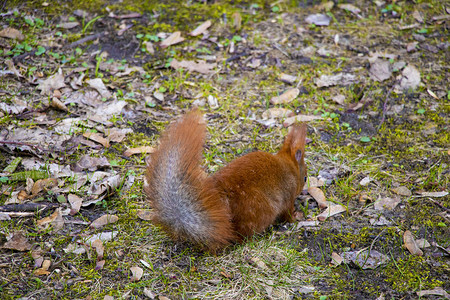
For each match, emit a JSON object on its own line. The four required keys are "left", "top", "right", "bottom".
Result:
{"left": 270, "top": 88, "right": 300, "bottom": 104}
{"left": 31, "top": 178, "right": 58, "bottom": 195}
{"left": 83, "top": 132, "right": 110, "bottom": 148}
{"left": 403, "top": 230, "right": 423, "bottom": 256}
{"left": 307, "top": 176, "right": 325, "bottom": 188}
{"left": 37, "top": 208, "right": 64, "bottom": 231}
{"left": 308, "top": 187, "right": 328, "bottom": 209}
{"left": 86, "top": 78, "right": 112, "bottom": 99}
{"left": 2, "top": 231, "right": 32, "bottom": 251}
{"left": 316, "top": 204, "right": 346, "bottom": 221}
{"left": 90, "top": 214, "right": 119, "bottom": 229}
{"left": 283, "top": 115, "right": 322, "bottom": 127}
{"left": 130, "top": 266, "right": 144, "bottom": 282}
{"left": 123, "top": 146, "right": 155, "bottom": 157}
{"left": 50, "top": 97, "right": 68, "bottom": 112}
{"left": 160, "top": 31, "right": 184, "bottom": 48}
{"left": 190, "top": 20, "right": 212, "bottom": 36}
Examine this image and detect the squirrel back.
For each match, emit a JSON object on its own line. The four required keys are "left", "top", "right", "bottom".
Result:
{"left": 144, "top": 109, "right": 307, "bottom": 251}
{"left": 144, "top": 109, "right": 235, "bottom": 251}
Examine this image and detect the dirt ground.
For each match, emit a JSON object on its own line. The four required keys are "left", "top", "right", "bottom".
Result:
{"left": 0, "top": 0, "right": 449, "bottom": 299}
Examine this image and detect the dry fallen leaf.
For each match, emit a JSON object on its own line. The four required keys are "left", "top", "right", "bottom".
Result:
{"left": 341, "top": 249, "right": 389, "bottom": 269}
{"left": 136, "top": 210, "right": 153, "bottom": 221}
{"left": 123, "top": 146, "right": 155, "bottom": 157}
{"left": 283, "top": 115, "right": 323, "bottom": 127}
{"left": 279, "top": 73, "right": 297, "bottom": 84}
{"left": 83, "top": 132, "right": 110, "bottom": 148}
{"left": 34, "top": 259, "right": 51, "bottom": 276}
{"left": 190, "top": 20, "right": 212, "bottom": 36}
{"left": 369, "top": 59, "right": 392, "bottom": 82}
{"left": 415, "top": 191, "right": 448, "bottom": 198}
{"left": 68, "top": 194, "right": 83, "bottom": 215}
{"left": 391, "top": 186, "right": 412, "bottom": 197}
{"left": 92, "top": 239, "right": 104, "bottom": 259}
{"left": 305, "top": 14, "right": 331, "bottom": 26}
{"left": 374, "top": 197, "right": 401, "bottom": 210}
{"left": 397, "top": 65, "right": 421, "bottom": 91}
{"left": 2, "top": 231, "right": 32, "bottom": 251}
{"left": 0, "top": 27, "right": 24, "bottom": 40}
{"left": 338, "top": 3, "right": 361, "bottom": 14}
{"left": 316, "top": 204, "right": 346, "bottom": 221}
{"left": 37, "top": 68, "right": 66, "bottom": 95}
{"left": 416, "top": 287, "right": 450, "bottom": 298}
{"left": 270, "top": 88, "right": 300, "bottom": 104}
{"left": 308, "top": 187, "right": 328, "bottom": 209}
{"left": 31, "top": 178, "right": 58, "bottom": 195}
{"left": 90, "top": 214, "right": 119, "bottom": 229}
{"left": 307, "top": 176, "right": 325, "bottom": 188}
{"left": 331, "top": 252, "right": 343, "bottom": 266}
{"left": 403, "top": 230, "right": 423, "bottom": 256}
{"left": 170, "top": 59, "right": 216, "bottom": 74}
{"left": 130, "top": 266, "right": 144, "bottom": 282}
{"left": 261, "top": 108, "right": 294, "bottom": 119}
{"left": 160, "top": 31, "right": 185, "bottom": 48}
{"left": 37, "top": 208, "right": 64, "bottom": 231}
{"left": 86, "top": 78, "right": 112, "bottom": 99}
{"left": 315, "top": 73, "right": 357, "bottom": 87}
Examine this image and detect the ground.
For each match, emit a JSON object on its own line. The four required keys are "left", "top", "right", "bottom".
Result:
{"left": 0, "top": 0, "right": 449, "bottom": 299}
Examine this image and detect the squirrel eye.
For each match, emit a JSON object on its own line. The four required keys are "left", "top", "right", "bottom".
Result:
{"left": 304, "top": 176, "right": 307, "bottom": 182}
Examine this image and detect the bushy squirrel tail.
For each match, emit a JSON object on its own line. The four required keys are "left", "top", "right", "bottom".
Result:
{"left": 144, "top": 109, "right": 235, "bottom": 251}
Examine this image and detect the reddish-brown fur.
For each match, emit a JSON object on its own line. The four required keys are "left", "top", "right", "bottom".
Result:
{"left": 144, "top": 109, "right": 307, "bottom": 251}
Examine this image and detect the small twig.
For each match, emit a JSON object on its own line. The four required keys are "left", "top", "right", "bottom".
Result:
{"left": 426, "top": 197, "right": 450, "bottom": 212}
{"left": 67, "top": 32, "right": 105, "bottom": 48}
{"left": 378, "top": 81, "right": 398, "bottom": 129}
{"left": 0, "top": 140, "right": 46, "bottom": 152}
{"left": 0, "top": 202, "right": 58, "bottom": 212}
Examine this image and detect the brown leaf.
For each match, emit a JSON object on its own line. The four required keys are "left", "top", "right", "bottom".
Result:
{"left": 270, "top": 88, "right": 300, "bottom": 104}
{"left": 83, "top": 132, "right": 110, "bottom": 148}
{"left": 2, "top": 231, "right": 32, "bottom": 251}
{"left": 34, "top": 259, "right": 51, "bottom": 275}
{"left": 130, "top": 266, "right": 144, "bottom": 282}
{"left": 283, "top": 115, "right": 322, "bottom": 127}
{"left": 316, "top": 204, "right": 346, "bottom": 221}
{"left": 136, "top": 210, "right": 153, "bottom": 221}
{"left": 68, "top": 194, "right": 83, "bottom": 215}
{"left": 190, "top": 20, "right": 212, "bottom": 36}
{"left": 391, "top": 186, "right": 412, "bottom": 196}
{"left": 160, "top": 31, "right": 184, "bottom": 48}
{"left": 308, "top": 187, "right": 328, "bottom": 209}
{"left": 331, "top": 252, "right": 343, "bottom": 266}
{"left": 92, "top": 239, "right": 104, "bottom": 259}
{"left": 403, "top": 230, "right": 423, "bottom": 256}
{"left": 95, "top": 260, "right": 105, "bottom": 271}
{"left": 37, "top": 68, "right": 66, "bottom": 96}
{"left": 123, "top": 146, "right": 155, "bottom": 157}
{"left": 261, "top": 108, "right": 294, "bottom": 119}
{"left": 90, "top": 214, "right": 119, "bottom": 229}
{"left": 369, "top": 59, "right": 392, "bottom": 82}
{"left": 279, "top": 73, "right": 297, "bottom": 84}
{"left": 170, "top": 59, "right": 216, "bottom": 74}
{"left": 0, "top": 27, "right": 24, "bottom": 40}
{"left": 86, "top": 78, "right": 112, "bottom": 99}
{"left": 37, "top": 208, "right": 64, "bottom": 231}
{"left": 374, "top": 197, "right": 401, "bottom": 210}
{"left": 31, "top": 178, "right": 58, "bottom": 196}
{"left": 50, "top": 97, "right": 68, "bottom": 112}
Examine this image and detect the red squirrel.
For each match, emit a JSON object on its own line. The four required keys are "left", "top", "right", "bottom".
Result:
{"left": 144, "top": 109, "right": 307, "bottom": 252}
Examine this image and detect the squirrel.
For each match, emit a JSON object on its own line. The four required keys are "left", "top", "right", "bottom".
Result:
{"left": 144, "top": 109, "right": 307, "bottom": 252}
